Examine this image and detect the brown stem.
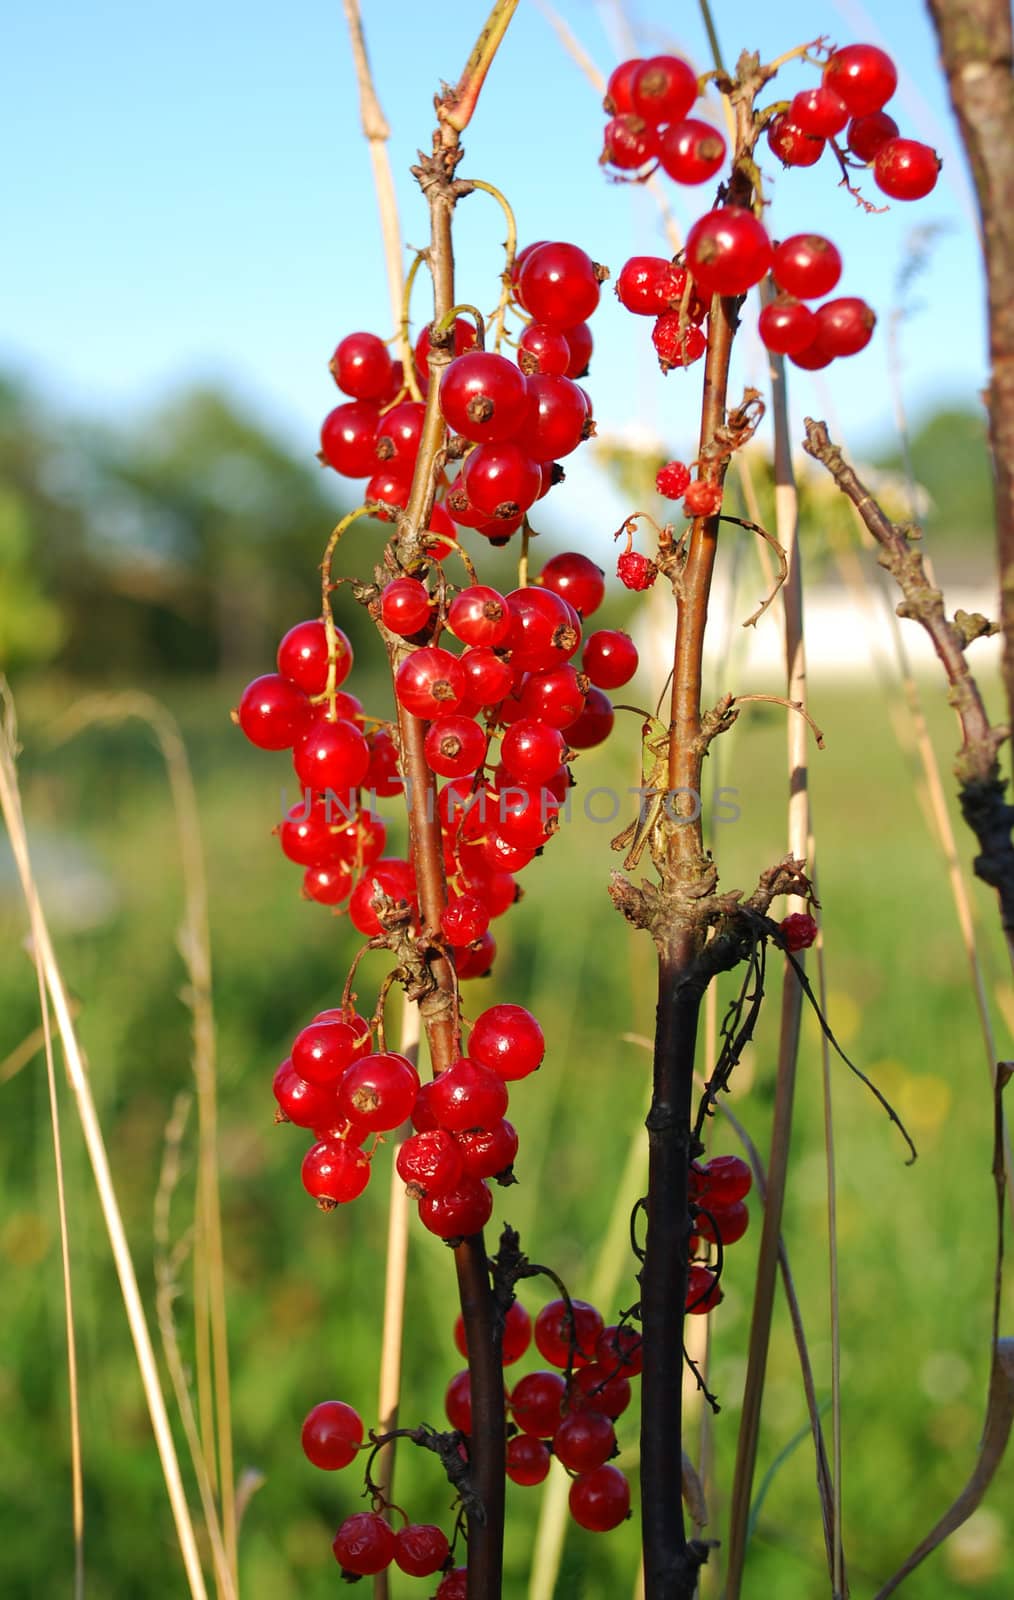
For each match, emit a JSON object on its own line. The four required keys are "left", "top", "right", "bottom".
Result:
{"left": 925, "top": 0, "right": 1014, "bottom": 769}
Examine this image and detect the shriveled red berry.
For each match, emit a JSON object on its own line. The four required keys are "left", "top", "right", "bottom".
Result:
{"left": 554, "top": 1410, "right": 616, "bottom": 1473}
{"left": 815, "top": 296, "right": 876, "bottom": 357}
{"left": 583, "top": 630, "right": 638, "bottom": 690}
{"left": 780, "top": 910, "right": 818, "bottom": 950}
{"left": 824, "top": 43, "right": 898, "bottom": 117}
{"left": 394, "top": 1524, "right": 450, "bottom": 1578}
{"left": 455, "top": 1297, "right": 532, "bottom": 1364}
{"left": 301, "top": 1400, "right": 363, "bottom": 1469}
{"left": 441, "top": 892, "right": 490, "bottom": 946}
{"left": 397, "top": 1128, "right": 465, "bottom": 1197}
{"left": 658, "top": 118, "right": 726, "bottom": 183}
{"left": 758, "top": 298, "right": 818, "bottom": 356}
{"left": 236, "top": 674, "right": 311, "bottom": 751}
{"left": 429, "top": 1057, "right": 508, "bottom": 1132}
{"left": 395, "top": 647, "right": 466, "bottom": 718}
{"left": 418, "top": 1176, "right": 493, "bottom": 1239}
{"left": 631, "top": 54, "right": 697, "bottom": 128}
{"left": 507, "top": 1432, "right": 551, "bottom": 1485}
{"left": 615, "top": 256, "right": 688, "bottom": 316}
{"left": 381, "top": 577, "right": 431, "bottom": 637}
{"left": 534, "top": 1298, "right": 604, "bottom": 1369}
{"left": 616, "top": 551, "right": 657, "bottom": 592}
{"left": 455, "top": 1118, "right": 519, "bottom": 1181}
{"left": 789, "top": 85, "right": 849, "bottom": 138}
{"left": 652, "top": 313, "right": 707, "bottom": 371}
{"left": 436, "top": 1568, "right": 467, "bottom": 1599}
{"left": 873, "top": 137, "right": 941, "bottom": 201}
{"left": 683, "top": 480, "right": 723, "bottom": 518}
{"left": 766, "top": 114, "right": 824, "bottom": 168}
{"left": 568, "top": 1464, "right": 631, "bottom": 1531}
{"left": 686, "top": 207, "right": 772, "bottom": 297}
{"left": 656, "top": 460, "right": 691, "bottom": 499}
{"left": 440, "top": 351, "right": 529, "bottom": 443}
{"left": 772, "top": 233, "right": 842, "bottom": 300}
{"left": 536, "top": 552, "right": 605, "bottom": 617}
{"left": 320, "top": 401, "right": 380, "bottom": 477}
{"left": 277, "top": 619, "right": 352, "bottom": 696}
{"left": 601, "top": 113, "right": 658, "bottom": 171}
{"left": 333, "top": 1512, "right": 395, "bottom": 1575}
{"left": 847, "top": 110, "right": 899, "bottom": 162}
{"left": 517, "top": 243, "right": 604, "bottom": 329}
{"left": 511, "top": 1369, "right": 566, "bottom": 1437}
{"left": 302, "top": 1138, "right": 371, "bottom": 1207}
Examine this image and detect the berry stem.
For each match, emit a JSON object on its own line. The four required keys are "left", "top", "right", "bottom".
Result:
{"left": 438, "top": 0, "right": 523, "bottom": 139}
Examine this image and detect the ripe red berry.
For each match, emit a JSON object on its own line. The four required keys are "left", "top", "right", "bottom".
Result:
{"left": 568, "top": 1464, "right": 631, "bottom": 1531}
{"left": 424, "top": 715, "right": 487, "bottom": 779}
{"left": 273, "top": 1058, "right": 340, "bottom": 1129}
{"left": 695, "top": 1198, "right": 750, "bottom": 1246}
{"left": 873, "top": 137, "right": 941, "bottom": 201}
{"left": 615, "top": 256, "right": 688, "bottom": 316}
{"left": 658, "top": 118, "right": 727, "bottom": 183}
{"left": 582, "top": 630, "right": 638, "bottom": 690}
{"left": 418, "top": 1175, "right": 493, "bottom": 1239}
{"left": 780, "top": 910, "right": 819, "bottom": 950}
{"left": 441, "top": 892, "right": 490, "bottom": 947}
{"left": 236, "top": 674, "right": 311, "bottom": 751}
{"left": 337, "top": 1051, "right": 419, "bottom": 1132}
{"left": 510, "top": 1369, "right": 567, "bottom": 1437}
{"left": 302, "top": 1138, "right": 371, "bottom": 1207}
{"left": 686, "top": 207, "right": 772, "bottom": 297}
{"left": 536, "top": 552, "right": 605, "bottom": 618}
{"left": 374, "top": 398, "right": 425, "bottom": 469}
{"left": 823, "top": 43, "right": 898, "bottom": 117}
{"left": 303, "top": 861, "right": 354, "bottom": 905}
{"left": 772, "top": 233, "right": 842, "bottom": 300}
{"left": 333, "top": 1512, "right": 395, "bottom": 1575}
{"left": 292, "top": 1017, "right": 359, "bottom": 1087}
{"left": 789, "top": 338, "right": 833, "bottom": 371}
{"left": 815, "top": 296, "right": 877, "bottom": 357}
{"left": 534, "top": 1298, "right": 604, "bottom": 1369}
{"left": 847, "top": 110, "right": 899, "bottom": 162}
{"left": 365, "top": 463, "right": 413, "bottom": 520}
{"left": 566, "top": 686, "right": 615, "bottom": 748}
{"left": 596, "top": 1323, "right": 643, "bottom": 1378}
{"left": 293, "top": 714, "right": 371, "bottom": 794}
{"left": 507, "top": 1432, "right": 551, "bottom": 1485}
{"left": 789, "top": 85, "right": 849, "bottom": 138}
{"left": 691, "top": 1152, "right": 753, "bottom": 1206}
{"left": 455, "top": 1118, "right": 519, "bottom": 1180}
{"left": 279, "top": 799, "right": 341, "bottom": 866}
{"left": 501, "top": 719, "right": 568, "bottom": 784}
{"left": 320, "top": 401, "right": 380, "bottom": 477}
{"left": 439, "top": 351, "right": 529, "bottom": 443}
{"left": 631, "top": 54, "right": 698, "bottom": 127}
{"left": 444, "top": 1368, "right": 474, "bottom": 1432}
{"left": 516, "top": 243, "right": 603, "bottom": 329}
{"left": 569, "top": 1362, "right": 632, "bottom": 1419}
{"left": 554, "top": 1410, "right": 617, "bottom": 1473}
{"left": 506, "top": 587, "right": 581, "bottom": 673}
{"left": 448, "top": 586, "right": 511, "bottom": 648}
{"left": 462, "top": 442, "right": 542, "bottom": 520}
{"left": 395, "top": 647, "right": 466, "bottom": 718}
{"left": 469, "top": 1003, "right": 545, "bottom": 1080}
{"left": 564, "top": 321, "right": 593, "bottom": 378}
{"left": 515, "top": 374, "right": 589, "bottom": 462}
{"left": 301, "top": 1400, "right": 363, "bottom": 1470}
{"left": 604, "top": 58, "right": 641, "bottom": 115}
{"left": 277, "top": 619, "right": 352, "bottom": 696}
{"left": 414, "top": 317, "right": 478, "bottom": 379}
{"left": 380, "top": 578, "right": 431, "bottom": 637}
{"left": 758, "top": 298, "right": 818, "bottom": 356}
{"left": 348, "top": 856, "right": 417, "bottom": 936}
{"left": 616, "top": 551, "right": 657, "bottom": 592}
{"left": 452, "top": 928, "right": 498, "bottom": 979}
{"left": 429, "top": 1057, "right": 509, "bottom": 1132}
{"left": 516, "top": 321, "right": 570, "bottom": 377}
{"left": 683, "top": 480, "right": 723, "bottom": 518}
{"left": 766, "top": 113, "right": 824, "bottom": 168}
{"left": 656, "top": 460, "right": 691, "bottom": 500}
{"left": 652, "top": 313, "right": 707, "bottom": 372}
{"left": 601, "top": 113, "right": 658, "bottom": 171}
{"left": 686, "top": 1263, "right": 723, "bottom": 1313}
{"left": 459, "top": 646, "right": 514, "bottom": 708}
{"left": 436, "top": 1568, "right": 467, "bottom": 1599}
{"left": 393, "top": 1524, "right": 450, "bottom": 1578}
{"left": 455, "top": 1296, "right": 532, "bottom": 1364}
{"left": 330, "top": 331, "right": 393, "bottom": 400}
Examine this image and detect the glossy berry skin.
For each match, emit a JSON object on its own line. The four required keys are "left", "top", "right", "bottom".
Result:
{"left": 567, "top": 686, "right": 615, "bottom": 747}
{"left": 424, "top": 715, "right": 487, "bottom": 779}
{"left": 393, "top": 1524, "right": 450, "bottom": 1578}
{"left": 564, "top": 321, "right": 593, "bottom": 378}
{"left": 656, "top": 460, "right": 691, "bottom": 500}
{"left": 448, "top": 585, "right": 511, "bottom": 648}
{"left": 659, "top": 118, "right": 726, "bottom": 184}
{"left": 691, "top": 1153, "right": 753, "bottom": 1206}
{"left": 365, "top": 463, "right": 412, "bottom": 519}
{"left": 631, "top": 54, "right": 697, "bottom": 127}
{"left": 301, "top": 1400, "right": 363, "bottom": 1470}
{"left": 568, "top": 1464, "right": 631, "bottom": 1531}
{"left": 615, "top": 256, "right": 688, "bottom": 316}
{"left": 569, "top": 1363, "right": 632, "bottom": 1419}
{"left": 330, "top": 331, "right": 393, "bottom": 400}
{"left": 348, "top": 857, "right": 417, "bottom": 936}
{"left": 293, "top": 715, "right": 370, "bottom": 794}
{"left": 554, "top": 1410, "right": 616, "bottom": 1473}
{"left": 444, "top": 1369, "right": 474, "bottom": 1432}
{"left": 516, "top": 243, "right": 602, "bottom": 329}
{"left": 695, "top": 1198, "right": 750, "bottom": 1246}
{"left": 652, "top": 314, "right": 707, "bottom": 372}
{"left": 816, "top": 297, "right": 876, "bottom": 357}
{"left": 604, "top": 58, "right": 641, "bottom": 115}
{"left": 463, "top": 442, "right": 542, "bottom": 520}
{"left": 277, "top": 619, "right": 352, "bottom": 696}
{"left": 439, "top": 351, "right": 529, "bottom": 444}
{"left": 418, "top": 1176, "right": 493, "bottom": 1239}
{"left": 396, "top": 1128, "right": 465, "bottom": 1197}
{"left": 293, "top": 1017, "right": 359, "bottom": 1087}
{"left": 441, "top": 893, "right": 490, "bottom": 946}
{"left": 380, "top": 577, "right": 431, "bottom": 637}
{"left": 537, "top": 552, "right": 605, "bottom": 618}
{"left": 236, "top": 674, "right": 311, "bottom": 751}
{"left": 332, "top": 1513, "right": 395, "bottom": 1576}
{"left": 516, "top": 374, "right": 589, "bottom": 462}
{"left": 601, "top": 113, "right": 658, "bottom": 171}
{"left": 303, "top": 862, "right": 353, "bottom": 906}
{"left": 517, "top": 321, "right": 571, "bottom": 377}
{"left": 616, "top": 551, "right": 657, "bottom": 593}
{"left": 470, "top": 1003, "right": 545, "bottom": 1081}
{"left": 596, "top": 1323, "right": 643, "bottom": 1378}
{"left": 278, "top": 800, "right": 343, "bottom": 867}
{"left": 780, "top": 910, "right": 818, "bottom": 950}
{"left": 436, "top": 1568, "right": 467, "bottom": 1599}
{"left": 375, "top": 399, "right": 425, "bottom": 469}
{"left": 273, "top": 1058, "right": 339, "bottom": 1129}
{"left": 510, "top": 1369, "right": 566, "bottom": 1437}
{"left": 456, "top": 1118, "right": 519, "bottom": 1181}
{"left": 766, "top": 114, "right": 824, "bottom": 168}
{"left": 455, "top": 1296, "right": 531, "bottom": 1364}
{"left": 301, "top": 1138, "right": 371, "bottom": 1207}
{"left": 452, "top": 929, "right": 497, "bottom": 979}
{"left": 514, "top": 662, "right": 581, "bottom": 730}
{"left": 583, "top": 630, "right": 638, "bottom": 690}
{"left": 772, "top": 234, "right": 842, "bottom": 300}
{"left": 534, "top": 1298, "right": 604, "bottom": 1369}
{"left": 501, "top": 719, "right": 567, "bottom": 784}
{"left": 395, "top": 647, "right": 466, "bottom": 718}
{"left": 686, "top": 208, "right": 772, "bottom": 297}
{"left": 507, "top": 1433, "right": 551, "bottom": 1485}
{"left": 506, "top": 587, "right": 581, "bottom": 672}
{"left": 847, "top": 110, "right": 899, "bottom": 162}
{"left": 824, "top": 43, "right": 898, "bottom": 116}
{"left": 320, "top": 401, "right": 380, "bottom": 477}
{"left": 789, "top": 339, "right": 833, "bottom": 372}
{"left": 686, "top": 1264, "right": 723, "bottom": 1313}
{"left": 460, "top": 646, "right": 514, "bottom": 708}
{"left": 758, "top": 299, "right": 818, "bottom": 356}
{"left": 873, "top": 138, "right": 941, "bottom": 200}
{"left": 789, "top": 86, "right": 849, "bottom": 138}
{"left": 429, "top": 1057, "right": 508, "bottom": 1132}
{"left": 337, "top": 1051, "right": 419, "bottom": 1133}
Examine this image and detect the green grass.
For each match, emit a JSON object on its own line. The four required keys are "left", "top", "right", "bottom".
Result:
{"left": 1, "top": 662, "right": 1012, "bottom": 1598}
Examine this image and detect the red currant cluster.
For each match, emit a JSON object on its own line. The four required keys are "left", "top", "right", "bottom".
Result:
{"left": 767, "top": 43, "right": 941, "bottom": 203}
{"left": 318, "top": 236, "right": 605, "bottom": 545}
{"left": 686, "top": 1153, "right": 754, "bottom": 1313}
{"left": 601, "top": 53, "right": 726, "bottom": 186}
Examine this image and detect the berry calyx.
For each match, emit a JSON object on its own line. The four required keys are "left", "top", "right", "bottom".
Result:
{"left": 395, "top": 647, "right": 466, "bottom": 718}
{"left": 424, "top": 715, "right": 488, "bottom": 779}
{"left": 337, "top": 1051, "right": 420, "bottom": 1132}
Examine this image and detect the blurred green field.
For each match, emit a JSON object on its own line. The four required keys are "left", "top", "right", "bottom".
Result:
{"left": 2, "top": 644, "right": 1013, "bottom": 1600}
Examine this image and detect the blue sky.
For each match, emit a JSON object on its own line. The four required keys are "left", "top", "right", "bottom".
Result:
{"left": 2, "top": 0, "right": 983, "bottom": 544}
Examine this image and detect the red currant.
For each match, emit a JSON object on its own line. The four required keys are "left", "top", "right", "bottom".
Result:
{"left": 320, "top": 401, "right": 380, "bottom": 477}
{"left": 601, "top": 113, "right": 658, "bottom": 171}
{"left": 501, "top": 719, "right": 568, "bottom": 784}
{"left": 348, "top": 857, "right": 417, "bottom": 936}
{"left": 236, "top": 674, "right": 311, "bottom": 751}
{"left": 380, "top": 577, "right": 431, "bottom": 637}
{"left": 397, "top": 1129, "right": 465, "bottom": 1197}
{"left": 332, "top": 1512, "right": 395, "bottom": 1575}
{"left": 374, "top": 398, "right": 425, "bottom": 469}
{"left": 772, "top": 233, "right": 842, "bottom": 299}
{"left": 569, "top": 1363, "right": 632, "bottom": 1419}
{"left": 455, "top": 1296, "right": 531, "bottom": 1364}
{"left": 439, "top": 351, "right": 529, "bottom": 444}
{"left": 273, "top": 1058, "right": 340, "bottom": 1130}
{"left": 418, "top": 1176, "right": 493, "bottom": 1239}
{"left": 652, "top": 313, "right": 707, "bottom": 372}
{"left": 393, "top": 1524, "right": 450, "bottom": 1578}
{"left": 615, "top": 256, "right": 688, "bottom": 316}
{"left": 658, "top": 118, "right": 726, "bottom": 183}
{"left": 631, "top": 54, "right": 697, "bottom": 127}
{"left": 436, "top": 1568, "right": 467, "bottom": 1599}
{"left": 413, "top": 317, "right": 478, "bottom": 379}
{"left": 566, "top": 686, "right": 615, "bottom": 746}
{"left": 395, "top": 647, "right": 466, "bottom": 718}
{"left": 553, "top": 1410, "right": 616, "bottom": 1473}
{"left": 277, "top": 619, "right": 352, "bottom": 696}
{"left": 515, "top": 374, "right": 589, "bottom": 462}
{"left": 824, "top": 43, "right": 898, "bottom": 117}
{"left": 758, "top": 298, "right": 818, "bottom": 356}
{"left": 506, "top": 587, "right": 581, "bottom": 672}
{"left": 604, "top": 59, "right": 641, "bottom": 115}
{"left": 564, "top": 322, "right": 593, "bottom": 378}
{"left": 424, "top": 715, "right": 487, "bottom": 779}
{"left": 516, "top": 243, "right": 604, "bottom": 329}
{"left": 686, "top": 207, "right": 772, "bottom": 297}
{"left": 789, "top": 85, "right": 849, "bottom": 138}
{"left": 460, "top": 646, "right": 514, "bottom": 708}
{"left": 429, "top": 1057, "right": 509, "bottom": 1132}
{"left": 462, "top": 442, "right": 541, "bottom": 520}
{"left": 447, "top": 585, "right": 511, "bottom": 648}
{"left": 847, "top": 110, "right": 899, "bottom": 162}
{"left": 616, "top": 551, "right": 657, "bottom": 593}
{"left": 815, "top": 296, "right": 876, "bottom": 357}
{"left": 686, "top": 1263, "right": 723, "bottom": 1313}
{"left": 873, "top": 137, "right": 941, "bottom": 200}
{"left": 780, "top": 910, "right": 818, "bottom": 950}
{"left": 534, "top": 1298, "right": 604, "bottom": 1368}
{"left": 510, "top": 1369, "right": 566, "bottom": 1437}
{"left": 766, "top": 114, "right": 824, "bottom": 168}
{"left": 293, "top": 714, "right": 370, "bottom": 794}
{"left": 582, "top": 630, "right": 638, "bottom": 690}
{"left": 536, "top": 552, "right": 605, "bottom": 618}
{"left": 568, "top": 1464, "right": 630, "bottom": 1531}
{"left": 656, "top": 460, "right": 691, "bottom": 499}
{"left": 695, "top": 1198, "right": 750, "bottom": 1245}
{"left": 507, "top": 1433, "right": 551, "bottom": 1485}
{"left": 683, "top": 480, "right": 723, "bottom": 518}
{"left": 337, "top": 1051, "right": 419, "bottom": 1132}
{"left": 455, "top": 1117, "right": 519, "bottom": 1180}
{"left": 302, "top": 1138, "right": 371, "bottom": 1207}
{"left": 691, "top": 1153, "right": 752, "bottom": 1205}
{"left": 441, "top": 892, "right": 490, "bottom": 946}
{"left": 329, "top": 331, "right": 393, "bottom": 400}
{"left": 301, "top": 1400, "right": 363, "bottom": 1469}
{"left": 596, "top": 1323, "right": 643, "bottom": 1378}
{"left": 292, "top": 1017, "right": 359, "bottom": 1087}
